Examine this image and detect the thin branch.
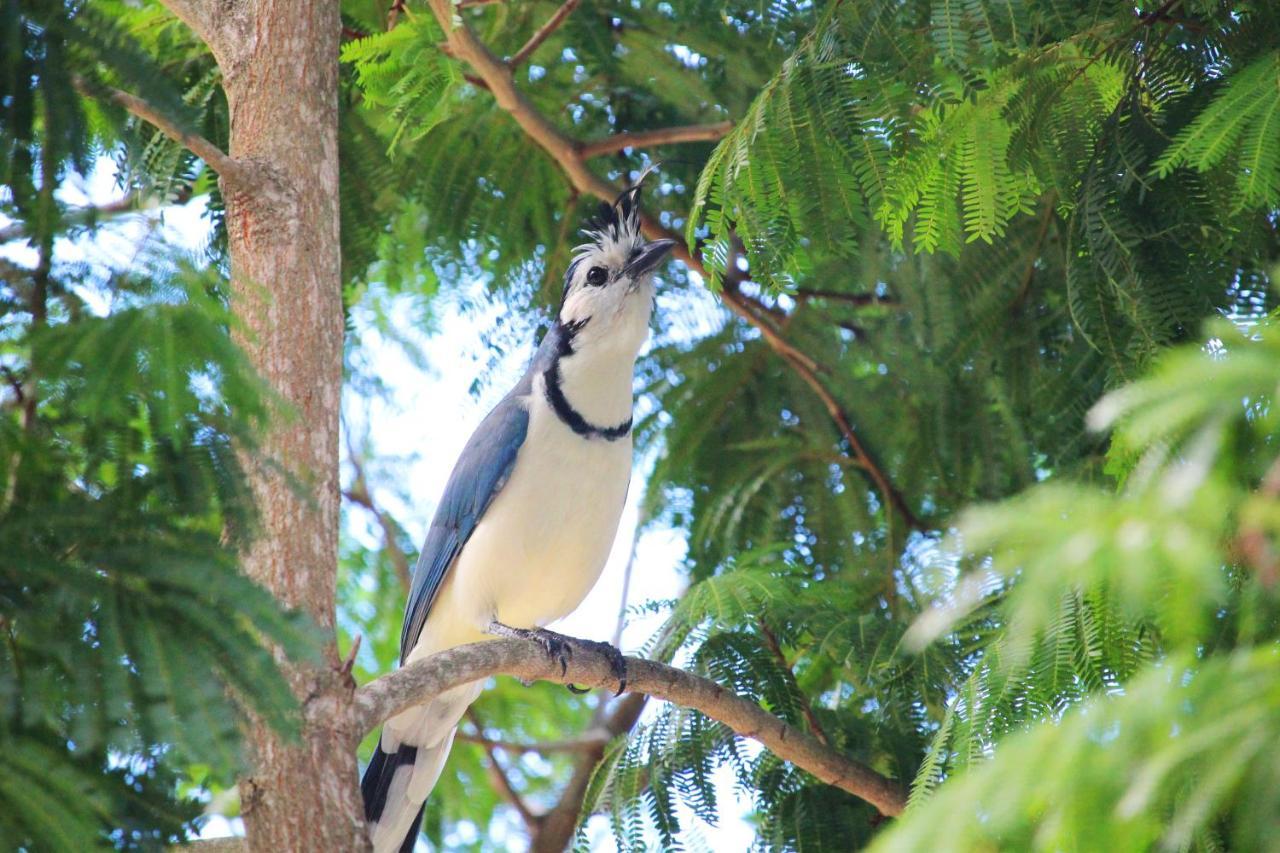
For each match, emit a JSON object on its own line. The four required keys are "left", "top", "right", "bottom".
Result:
{"left": 343, "top": 428, "right": 414, "bottom": 593}
{"left": 424, "top": 0, "right": 921, "bottom": 533}
{"left": 353, "top": 637, "right": 907, "bottom": 817}
{"left": 73, "top": 77, "right": 255, "bottom": 188}
{"left": 579, "top": 121, "right": 734, "bottom": 159}
{"left": 509, "top": 0, "right": 580, "bottom": 69}
{"left": 792, "top": 289, "right": 900, "bottom": 309}
{"left": 342, "top": 480, "right": 413, "bottom": 593}
{"left": 457, "top": 728, "right": 609, "bottom": 755}
{"left": 758, "top": 620, "right": 829, "bottom": 746}
{"left": 530, "top": 693, "right": 646, "bottom": 853}
{"left": 0, "top": 367, "right": 24, "bottom": 405}
{"left": 466, "top": 709, "right": 540, "bottom": 831}
{"left": 458, "top": 0, "right": 504, "bottom": 7}
{"left": 0, "top": 194, "right": 143, "bottom": 244}
{"left": 1010, "top": 195, "right": 1058, "bottom": 313}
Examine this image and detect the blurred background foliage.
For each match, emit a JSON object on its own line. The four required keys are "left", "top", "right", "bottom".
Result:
{"left": 3, "top": 0, "right": 1280, "bottom": 849}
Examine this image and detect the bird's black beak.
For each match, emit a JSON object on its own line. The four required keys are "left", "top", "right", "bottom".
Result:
{"left": 624, "top": 238, "right": 677, "bottom": 278}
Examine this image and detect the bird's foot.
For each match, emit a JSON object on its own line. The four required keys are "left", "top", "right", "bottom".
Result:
{"left": 485, "top": 622, "right": 628, "bottom": 695}
{"left": 574, "top": 638, "right": 629, "bottom": 696}
{"left": 486, "top": 622, "right": 574, "bottom": 677}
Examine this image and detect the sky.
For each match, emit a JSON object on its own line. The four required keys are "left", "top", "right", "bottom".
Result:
{"left": 6, "top": 159, "right": 757, "bottom": 849}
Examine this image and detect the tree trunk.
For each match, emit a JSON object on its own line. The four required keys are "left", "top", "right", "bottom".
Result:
{"left": 196, "top": 1, "right": 364, "bottom": 849}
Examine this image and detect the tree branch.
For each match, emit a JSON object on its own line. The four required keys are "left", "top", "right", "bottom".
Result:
{"left": 579, "top": 121, "right": 734, "bottom": 159}
{"left": 342, "top": 440, "right": 414, "bottom": 594}
{"left": 792, "top": 289, "right": 900, "bottom": 309}
{"left": 0, "top": 194, "right": 146, "bottom": 244}
{"left": 531, "top": 693, "right": 646, "bottom": 852}
{"left": 758, "top": 620, "right": 829, "bottom": 746}
{"left": 508, "top": 0, "right": 580, "bottom": 69}
{"left": 423, "top": 0, "right": 921, "bottom": 532}
{"left": 73, "top": 77, "right": 257, "bottom": 188}
{"left": 458, "top": 728, "right": 610, "bottom": 755}
{"left": 466, "top": 709, "right": 540, "bottom": 832}
{"left": 354, "top": 637, "right": 907, "bottom": 817}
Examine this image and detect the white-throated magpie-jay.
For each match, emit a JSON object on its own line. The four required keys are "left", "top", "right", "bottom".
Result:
{"left": 361, "top": 173, "right": 675, "bottom": 852}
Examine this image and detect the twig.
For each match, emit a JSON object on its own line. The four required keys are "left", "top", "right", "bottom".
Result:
{"left": 530, "top": 693, "right": 646, "bottom": 853}
{"left": 0, "top": 366, "right": 24, "bottom": 405}
{"left": 458, "top": 0, "right": 504, "bottom": 6}
{"left": 343, "top": 432, "right": 414, "bottom": 593}
{"left": 353, "top": 637, "right": 908, "bottom": 817}
{"left": 1010, "top": 195, "right": 1058, "bottom": 313}
{"left": 758, "top": 620, "right": 829, "bottom": 746}
{"left": 792, "top": 289, "right": 900, "bottom": 309}
{"left": 73, "top": 77, "right": 256, "bottom": 188}
{"left": 508, "top": 0, "right": 580, "bottom": 69}
{"left": 466, "top": 708, "right": 540, "bottom": 831}
{"left": 342, "top": 482, "right": 414, "bottom": 593}
{"left": 1235, "top": 454, "right": 1280, "bottom": 587}
{"left": 457, "top": 728, "right": 609, "bottom": 755}
{"left": 339, "top": 634, "right": 363, "bottom": 678}
{"left": 386, "top": 0, "right": 406, "bottom": 30}
{"left": 579, "top": 121, "right": 734, "bottom": 159}
{"left": 0, "top": 194, "right": 143, "bottom": 244}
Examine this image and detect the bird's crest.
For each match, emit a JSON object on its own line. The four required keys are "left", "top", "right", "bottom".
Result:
{"left": 564, "top": 164, "right": 659, "bottom": 293}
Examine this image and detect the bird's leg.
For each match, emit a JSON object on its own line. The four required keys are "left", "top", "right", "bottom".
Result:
{"left": 486, "top": 621, "right": 574, "bottom": 676}
{"left": 485, "top": 622, "right": 629, "bottom": 696}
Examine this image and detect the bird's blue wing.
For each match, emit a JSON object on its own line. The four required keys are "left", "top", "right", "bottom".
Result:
{"left": 399, "top": 392, "right": 530, "bottom": 661}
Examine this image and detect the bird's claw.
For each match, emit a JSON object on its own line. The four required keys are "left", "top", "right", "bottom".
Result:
{"left": 526, "top": 628, "right": 573, "bottom": 676}
{"left": 577, "top": 639, "right": 628, "bottom": 696}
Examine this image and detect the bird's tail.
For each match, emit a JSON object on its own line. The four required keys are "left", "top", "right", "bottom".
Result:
{"left": 362, "top": 680, "right": 483, "bottom": 853}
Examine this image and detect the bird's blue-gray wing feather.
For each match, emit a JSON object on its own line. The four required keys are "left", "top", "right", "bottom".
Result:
{"left": 399, "top": 393, "right": 530, "bottom": 661}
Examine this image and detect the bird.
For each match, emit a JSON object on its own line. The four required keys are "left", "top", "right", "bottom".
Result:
{"left": 361, "top": 171, "right": 675, "bottom": 853}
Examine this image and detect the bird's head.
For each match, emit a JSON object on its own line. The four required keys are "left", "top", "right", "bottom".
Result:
{"left": 558, "top": 171, "right": 676, "bottom": 356}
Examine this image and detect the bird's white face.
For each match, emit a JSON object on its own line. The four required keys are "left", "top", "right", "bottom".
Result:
{"left": 560, "top": 244, "right": 657, "bottom": 358}
{"left": 557, "top": 191, "right": 675, "bottom": 360}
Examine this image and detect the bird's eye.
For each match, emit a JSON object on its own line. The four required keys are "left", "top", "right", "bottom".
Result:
{"left": 586, "top": 266, "right": 608, "bottom": 287}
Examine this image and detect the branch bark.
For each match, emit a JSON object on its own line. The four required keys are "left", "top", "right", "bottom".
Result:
{"left": 579, "top": 121, "right": 734, "bottom": 159}
{"left": 355, "top": 638, "right": 907, "bottom": 817}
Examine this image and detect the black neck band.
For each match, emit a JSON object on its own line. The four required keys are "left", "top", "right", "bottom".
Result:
{"left": 542, "top": 319, "right": 632, "bottom": 441}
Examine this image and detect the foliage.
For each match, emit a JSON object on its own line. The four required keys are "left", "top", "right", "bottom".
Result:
{"left": 873, "top": 317, "right": 1280, "bottom": 849}
{"left": 1, "top": 4, "right": 321, "bottom": 848}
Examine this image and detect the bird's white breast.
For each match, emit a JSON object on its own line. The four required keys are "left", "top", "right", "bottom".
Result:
{"left": 411, "top": 377, "right": 632, "bottom": 656}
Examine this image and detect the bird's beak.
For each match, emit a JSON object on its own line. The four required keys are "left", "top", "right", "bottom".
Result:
{"left": 624, "top": 239, "right": 677, "bottom": 278}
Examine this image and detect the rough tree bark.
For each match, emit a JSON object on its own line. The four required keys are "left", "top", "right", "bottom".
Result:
{"left": 156, "top": 0, "right": 365, "bottom": 849}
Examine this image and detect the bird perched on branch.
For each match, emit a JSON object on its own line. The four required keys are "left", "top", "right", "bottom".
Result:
{"left": 361, "top": 171, "right": 675, "bottom": 853}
